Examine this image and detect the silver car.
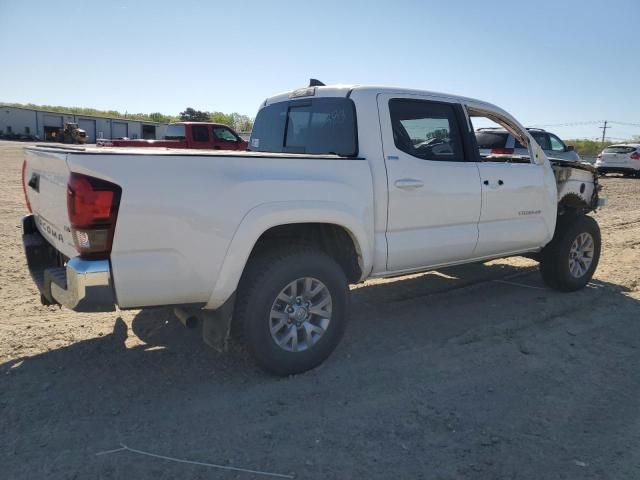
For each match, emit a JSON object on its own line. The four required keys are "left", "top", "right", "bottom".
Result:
{"left": 475, "top": 128, "right": 581, "bottom": 162}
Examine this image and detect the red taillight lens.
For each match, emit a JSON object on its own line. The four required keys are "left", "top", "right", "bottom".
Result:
{"left": 22, "top": 160, "right": 32, "bottom": 213}
{"left": 491, "top": 148, "right": 514, "bottom": 155}
{"left": 630, "top": 151, "right": 640, "bottom": 160}
{"left": 67, "top": 173, "right": 121, "bottom": 257}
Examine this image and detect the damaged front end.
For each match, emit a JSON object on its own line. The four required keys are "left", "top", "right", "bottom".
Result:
{"left": 551, "top": 159, "right": 604, "bottom": 213}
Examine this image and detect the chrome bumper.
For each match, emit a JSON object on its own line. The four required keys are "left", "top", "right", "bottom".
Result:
{"left": 22, "top": 214, "right": 116, "bottom": 312}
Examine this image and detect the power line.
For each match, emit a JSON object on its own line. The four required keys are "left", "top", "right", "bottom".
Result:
{"left": 530, "top": 120, "right": 603, "bottom": 128}
{"left": 609, "top": 121, "right": 640, "bottom": 127}
{"left": 529, "top": 119, "right": 640, "bottom": 128}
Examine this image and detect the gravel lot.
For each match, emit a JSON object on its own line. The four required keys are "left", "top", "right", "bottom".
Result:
{"left": 1, "top": 140, "right": 639, "bottom": 479}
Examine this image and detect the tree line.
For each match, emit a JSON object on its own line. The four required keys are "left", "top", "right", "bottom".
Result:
{"left": 179, "top": 108, "right": 253, "bottom": 132}
{"left": 0, "top": 102, "right": 254, "bottom": 132}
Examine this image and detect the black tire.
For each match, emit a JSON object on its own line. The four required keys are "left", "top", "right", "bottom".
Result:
{"left": 234, "top": 245, "right": 349, "bottom": 376}
{"left": 539, "top": 214, "right": 601, "bottom": 292}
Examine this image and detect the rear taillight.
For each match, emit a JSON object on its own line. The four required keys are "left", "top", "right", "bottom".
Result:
{"left": 67, "top": 173, "right": 121, "bottom": 257}
{"left": 630, "top": 151, "right": 640, "bottom": 160}
{"left": 490, "top": 148, "right": 514, "bottom": 155}
{"left": 22, "top": 160, "right": 32, "bottom": 213}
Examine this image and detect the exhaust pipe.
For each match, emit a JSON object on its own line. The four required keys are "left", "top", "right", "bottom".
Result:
{"left": 173, "top": 307, "right": 199, "bottom": 329}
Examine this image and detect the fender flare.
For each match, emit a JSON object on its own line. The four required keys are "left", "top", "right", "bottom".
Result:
{"left": 205, "top": 201, "right": 373, "bottom": 309}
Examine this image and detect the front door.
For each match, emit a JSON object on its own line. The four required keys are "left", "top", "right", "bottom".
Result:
{"left": 378, "top": 94, "right": 482, "bottom": 272}
{"left": 212, "top": 126, "right": 243, "bottom": 150}
{"left": 466, "top": 108, "right": 557, "bottom": 257}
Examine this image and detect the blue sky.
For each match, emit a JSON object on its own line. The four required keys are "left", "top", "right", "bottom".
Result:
{"left": 1, "top": 0, "right": 638, "bottom": 140}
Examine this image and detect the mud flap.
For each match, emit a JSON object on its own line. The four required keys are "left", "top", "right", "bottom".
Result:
{"left": 200, "top": 294, "right": 236, "bottom": 353}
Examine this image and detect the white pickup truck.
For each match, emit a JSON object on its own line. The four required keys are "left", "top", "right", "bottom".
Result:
{"left": 21, "top": 83, "right": 602, "bottom": 375}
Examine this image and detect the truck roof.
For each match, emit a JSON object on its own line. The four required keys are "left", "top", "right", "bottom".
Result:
{"left": 264, "top": 84, "right": 503, "bottom": 113}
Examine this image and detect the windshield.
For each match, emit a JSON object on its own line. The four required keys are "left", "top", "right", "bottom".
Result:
{"left": 165, "top": 124, "right": 186, "bottom": 140}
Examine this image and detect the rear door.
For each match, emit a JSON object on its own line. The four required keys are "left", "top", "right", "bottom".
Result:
{"left": 24, "top": 148, "right": 77, "bottom": 258}
{"left": 189, "top": 124, "right": 211, "bottom": 149}
{"left": 378, "top": 94, "right": 482, "bottom": 271}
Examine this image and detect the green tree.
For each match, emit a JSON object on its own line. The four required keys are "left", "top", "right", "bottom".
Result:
{"left": 148, "top": 112, "right": 172, "bottom": 123}
{"left": 208, "top": 111, "right": 233, "bottom": 126}
{"left": 0, "top": 102, "right": 180, "bottom": 123}
{"left": 230, "top": 112, "right": 253, "bottom": 132}
{"left": 179, "top": 107, "right": 210, "bottom": 122}
{"left": 564, "top": 139, "right": 614, "bottom": 158}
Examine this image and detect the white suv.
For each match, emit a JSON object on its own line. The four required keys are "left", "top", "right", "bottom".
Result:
{"left": 475, "top": 128, "right": 581, "bottom": 162}
{"left": 595, "top": 144, "right": 640, "bottom": 177}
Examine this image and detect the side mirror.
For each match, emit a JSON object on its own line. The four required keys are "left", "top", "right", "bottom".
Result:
{"left": 566, "top": 145, "right": 575, "bottom": 152}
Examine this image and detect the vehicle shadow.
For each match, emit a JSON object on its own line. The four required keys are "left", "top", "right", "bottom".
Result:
{"left": 0, "top": 260, "right": 632, "bottom": 385}
{"left": 2, "top": 260, "right": 639, "bottom": 478}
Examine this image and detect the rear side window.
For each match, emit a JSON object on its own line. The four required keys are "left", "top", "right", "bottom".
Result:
{"left": 604, "top": 146, "right": 636, "bottom": 154}
{"left": 249, "top": 97, "right": 357, "bottom": 156}
{"left": 475, "top": 131, "right": 508, "bottom": 149}
{"left": 192, "top": 125, "right": 209, "bottom": 142}
{"left": 165, "top": 124, "right": 186, "bottom": 140}
{"left": 389, "top": 99, "right": 464, "bottom": 161}
{"left": 549, "top": 134, "right": 566, "bottom": 152}
{"left": 530, "top": 131, "right": 551, "bottom": 150}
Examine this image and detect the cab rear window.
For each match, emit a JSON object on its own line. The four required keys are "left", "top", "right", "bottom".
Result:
{"left": 249, "top": 97, "right": 357, "bottom": 157}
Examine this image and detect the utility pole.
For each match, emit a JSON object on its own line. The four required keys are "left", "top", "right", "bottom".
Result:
{"left": 600, "top": 120, "right": 610, "bottom": 144}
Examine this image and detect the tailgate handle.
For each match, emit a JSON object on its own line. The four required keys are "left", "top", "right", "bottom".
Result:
{"left": 28, "top": 173, "right": 40, "bottom": 192}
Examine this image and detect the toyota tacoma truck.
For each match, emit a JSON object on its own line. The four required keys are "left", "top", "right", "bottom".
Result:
{"left": 21, "top": 83, "right": 603, "bottom": 376}
{"left": 96, "top": 122, "right": 248, "bottom": 150}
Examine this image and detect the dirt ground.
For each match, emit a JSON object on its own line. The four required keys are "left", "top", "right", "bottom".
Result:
{"left": 1, "top": 140, "right": 639, "bottom": 480}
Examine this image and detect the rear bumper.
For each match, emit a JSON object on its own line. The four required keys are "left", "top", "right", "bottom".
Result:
{"left": 597, "top": 166, "right": 639, "bottom": 175}
{"left": 22, "top": 214, "right": 116, "bottom": 312}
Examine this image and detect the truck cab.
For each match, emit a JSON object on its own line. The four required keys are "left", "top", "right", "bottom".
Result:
{"left": 98, "top": 122, "right": 248, "bottom": 150}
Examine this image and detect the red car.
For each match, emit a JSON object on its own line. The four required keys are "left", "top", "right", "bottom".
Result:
{"left": 98, "top": 122, "right": 248, "bottom": 150}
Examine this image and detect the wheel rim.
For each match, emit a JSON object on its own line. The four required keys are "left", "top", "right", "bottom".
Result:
{"left": 568, "top": 232, "right": 595, "bottom": 279}
{"left": 269, "top": 277, "right": 332, "bottom": 352}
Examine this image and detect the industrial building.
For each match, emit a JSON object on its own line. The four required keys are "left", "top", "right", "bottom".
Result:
{"left": 0, "top": 105, "right": 169, "bottom": 143}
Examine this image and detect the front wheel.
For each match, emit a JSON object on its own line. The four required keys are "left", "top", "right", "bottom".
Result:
{"left": 234, "top": 245, "right": 349, "bottom": 376}
{"left": 539, "top": 215, "right": 601, "bottom": 291}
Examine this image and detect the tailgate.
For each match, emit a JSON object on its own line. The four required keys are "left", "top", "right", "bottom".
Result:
{"left": 24, "top": 147, "right": 77, "bottom": 258}
{"left": 601, "top": 152, "right": 630, "bottom": 167}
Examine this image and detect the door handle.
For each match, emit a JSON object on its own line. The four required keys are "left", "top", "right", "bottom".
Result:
{"left": 483, "top": 179, "right": 505, "bottom": 187}
{"left": 394, "top": 179, "right": 424, "bottom": 190}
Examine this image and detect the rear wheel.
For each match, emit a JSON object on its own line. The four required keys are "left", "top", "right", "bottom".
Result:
{"left": 539, "top": 215, "right": 601, "bottom": 291}
{"left": 234, "top": 245, "right": 349, "bottom": 376}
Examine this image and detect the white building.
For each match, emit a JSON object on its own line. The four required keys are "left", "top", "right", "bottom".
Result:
{"left": 0, "top": 105, "right": 169, "bottom": 143}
